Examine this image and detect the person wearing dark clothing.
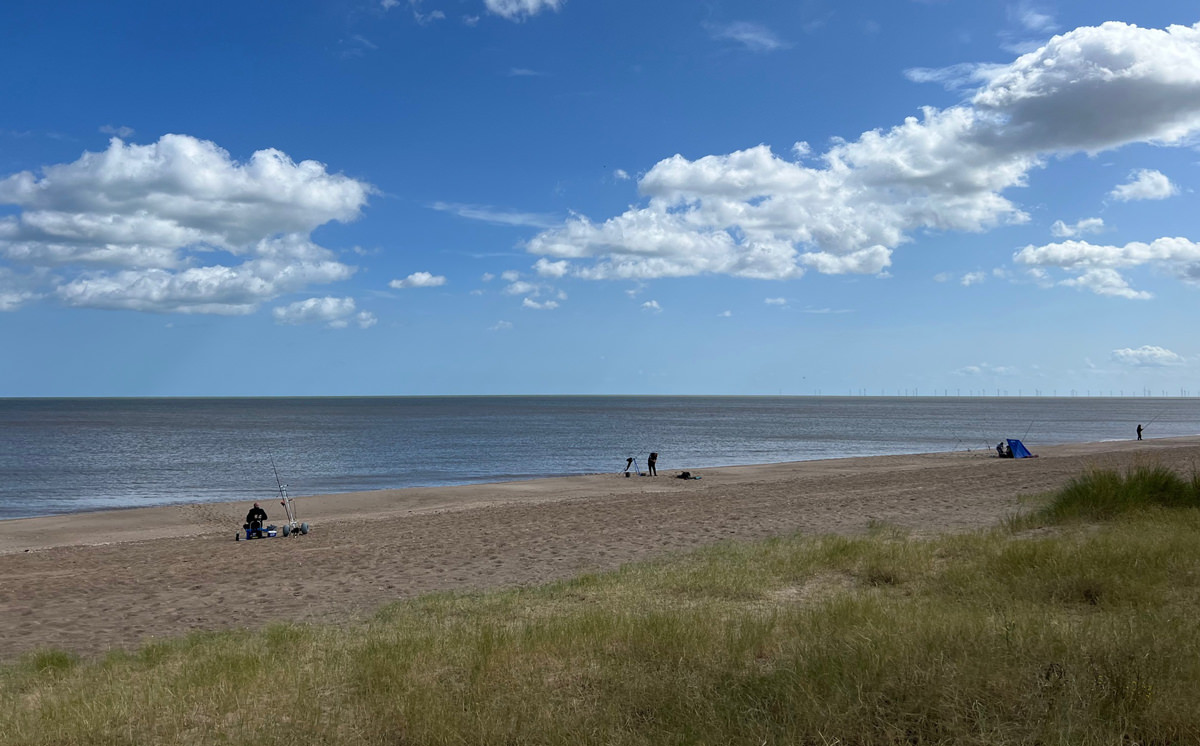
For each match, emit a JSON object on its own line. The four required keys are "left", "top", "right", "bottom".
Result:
{"left": 647, "top": 452, "right": 658, "bottom": 476}
{"left": 1137, "top": 424, "right": 1143, "bottom": 441}
{"left": 624, "top": 457, "right": 634, "bottom": 474}
{"left": 246, "top": 502, "right": 268, "bottom": 531}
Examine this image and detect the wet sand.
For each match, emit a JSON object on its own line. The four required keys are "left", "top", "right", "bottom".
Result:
{"left": 1, "top": 437, "right": 1194, "bottom": 661}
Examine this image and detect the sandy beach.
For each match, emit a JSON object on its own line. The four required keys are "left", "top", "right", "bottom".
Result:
{"left": 2, "top": 437, "right": 1196, "bottom": 662}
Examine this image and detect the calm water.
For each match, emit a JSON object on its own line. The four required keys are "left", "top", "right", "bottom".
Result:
{"left": 1, "top": 396, "right": 1196, "bottom": 520}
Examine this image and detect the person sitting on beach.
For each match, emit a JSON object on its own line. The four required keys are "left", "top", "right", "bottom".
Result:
{"left": 996, "top": 442, "right": 1011, "bottom": 458}
{"left": 245, "top": 502, "right": 268, "bottom": 531}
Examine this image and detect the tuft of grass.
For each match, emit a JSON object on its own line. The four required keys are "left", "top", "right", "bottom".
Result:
{"left": 22, "top": 650, "right": 78, "bottom": 676}
{"left": 1037, "top": 463, "right": 1200, "bottom": 523}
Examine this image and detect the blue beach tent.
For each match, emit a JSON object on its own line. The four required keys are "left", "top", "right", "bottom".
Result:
{"left": 1006, "top": 439, "right": 1034, "bottom": 459}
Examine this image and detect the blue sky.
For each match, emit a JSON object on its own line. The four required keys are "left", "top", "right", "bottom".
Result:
{"left": 1, "top": 0, "right": 1198, "bottom": 396}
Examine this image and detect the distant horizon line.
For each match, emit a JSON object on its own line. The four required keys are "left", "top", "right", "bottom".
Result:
{"left": 1, "top": 393, "right": 1195, "bottom": 401}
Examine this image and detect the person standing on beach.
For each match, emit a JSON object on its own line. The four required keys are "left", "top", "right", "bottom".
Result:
{"left": 1137, "top": 424, "right": 1143, "bottom": 440}
{"left": 647, "top": 452, "right": 658, "bottom": 476}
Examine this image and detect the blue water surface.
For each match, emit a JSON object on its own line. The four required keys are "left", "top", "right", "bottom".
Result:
{"left": 1, "top": 396, "right": 1195, "bottom": 519}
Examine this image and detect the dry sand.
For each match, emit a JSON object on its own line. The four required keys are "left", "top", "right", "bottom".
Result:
{"left": 2, "top": 437, "right": 1197, "bottom": 661}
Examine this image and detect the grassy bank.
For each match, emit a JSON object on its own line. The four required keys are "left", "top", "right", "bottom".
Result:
{"left": 4, "top": 466, "right": 1200, "bottom": 745}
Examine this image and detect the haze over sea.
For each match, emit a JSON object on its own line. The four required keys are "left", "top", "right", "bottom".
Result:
{"left": 2, "top": 396, "right": 1197, "bottom": 521}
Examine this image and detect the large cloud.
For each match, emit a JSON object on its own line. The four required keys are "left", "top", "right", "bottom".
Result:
{"left": 526, "top": 21, "right": 1200, "bottom": 283}
{"left": 972, "top": 22, "right": 1200, "bottom": 152}
{"left": 0, "top": 134, "right": 372, "bottom": 313}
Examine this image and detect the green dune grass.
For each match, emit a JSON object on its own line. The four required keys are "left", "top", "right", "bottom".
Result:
{"left": 4, "top": 464, "right": 1200, "bottom": 745}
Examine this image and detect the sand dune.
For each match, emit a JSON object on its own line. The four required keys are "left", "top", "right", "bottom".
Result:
{"left": 1, "top": 436, "right": 1194, "bottom": 661}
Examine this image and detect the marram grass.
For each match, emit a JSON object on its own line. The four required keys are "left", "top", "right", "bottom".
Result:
{"left": 5, "top": 467, "right": 1200, "bottom": 745}
{"left": 1035, "top": 462, "right": 1200, "bottom": 522}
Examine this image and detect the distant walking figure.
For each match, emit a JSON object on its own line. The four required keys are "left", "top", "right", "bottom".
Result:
{"left": 1137, "top": 424, "right": 1143, "bottom": 441}
{"left": 647, "top": 452, "right": 658, "bottom": 476}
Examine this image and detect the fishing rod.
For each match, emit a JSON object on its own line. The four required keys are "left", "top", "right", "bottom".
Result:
{"left": 1021, "top": 420, "right": 1035, "bottom": 441}
{"left": 271, "top": 455, "right": 287, "bottom": 503}
{"left": 956, "top": 437, "right": 980, "bottom": 453}
{"left": 1145, "top": 407, "right": 1168, "bottom": 427}
{"left": 271, "top": 454, "right": 304, "bottom": 534}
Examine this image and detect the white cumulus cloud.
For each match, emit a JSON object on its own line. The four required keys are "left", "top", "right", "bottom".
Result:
{"left": 533, "top": 258, "right": 569, "bottom": 278}
{"left": 505, "top": 280, "right": 540, "bottom": 296}
{"left": 1059, "top": 268, "right": 1153, "bottom": 300}
{"left": 1109, "top": 169, "right": 1178, "bottom": 202}
{"left": 389, "top": 271, "right": 447, "bottom": 289}
{"left": 273, "top": 296, "right": 377, "bottom": 329}
{"left": 1014, "top": 236, "right": 1200, "bottom": 298}
{"left": 1111, "top": 345, "right": 1185, "bottom": 367}
{"left": 524, "top": 21, "right": 1200, "bottom": 286}
{"left": 54, "top": 234, "right": 356, "bottom": 314}
{"left": 0, "top": 134, "right": 371, "bottom": 314}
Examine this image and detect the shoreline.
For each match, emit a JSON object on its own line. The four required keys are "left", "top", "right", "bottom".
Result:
{"left": 2, "top": 436, "right": 1196, "bottom": 660}
{"left": 0, "top": 436, "right": 1190, "bottom": 555}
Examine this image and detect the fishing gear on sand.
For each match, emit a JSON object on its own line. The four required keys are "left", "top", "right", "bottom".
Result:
{"left": 272, "top": 457, "right": 310, "bottom": 538}
{"left": 236, "top": 459, "right": 311, "bottom": 541}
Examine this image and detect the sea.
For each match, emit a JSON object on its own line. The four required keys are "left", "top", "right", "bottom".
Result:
{"left": 2, "top": 396, "right": 1197, "bottom": 521}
